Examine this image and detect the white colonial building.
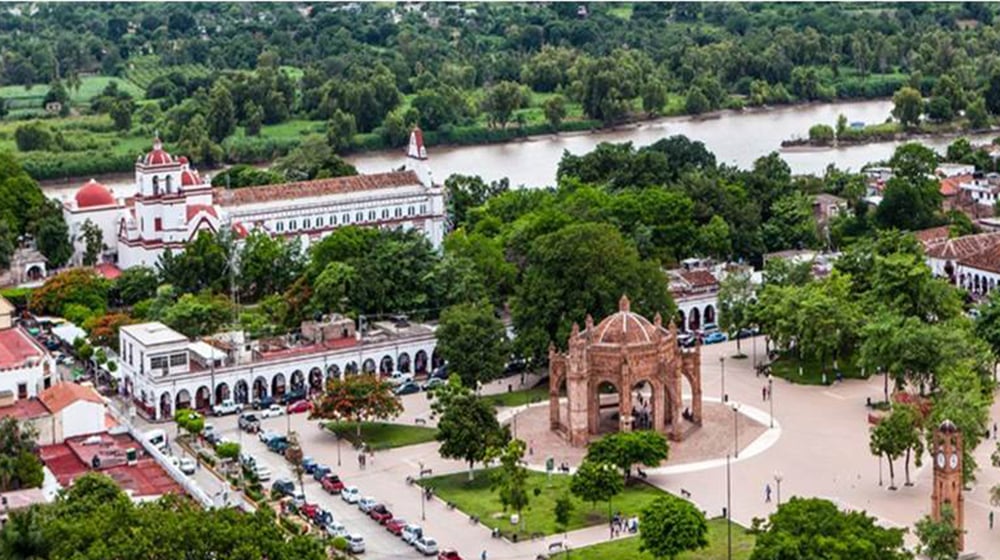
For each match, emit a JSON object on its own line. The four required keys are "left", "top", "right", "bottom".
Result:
{"left": 63, "top": 129, "right": 446, "bottom": 269}
{"left": 120, "top": 316, "right": 440, "bottom": 421}
{"left": 0, "top": 297, "right": 57, "bottom": 403}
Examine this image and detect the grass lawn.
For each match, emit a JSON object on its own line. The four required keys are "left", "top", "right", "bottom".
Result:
{"left": 423, "top": 469, "right": 666, "bottom": 540}
{"left": 551, "top": 518, "right": 755, "bottom": 560}
{"left": 769, "top": 352, "right": 868, "bottom": 386}
{"left": 480, "top": 386, "right": 550, "bottom": 408}
{"left": 324, "top": 421, "right": 437, "bottom": 451}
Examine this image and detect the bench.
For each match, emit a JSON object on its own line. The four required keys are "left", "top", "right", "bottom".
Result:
{"left": 680, "top": 489, "right": 691, "bottom": 499}
{"left": 414, "top": 418, "right": 427, "bottom": 425}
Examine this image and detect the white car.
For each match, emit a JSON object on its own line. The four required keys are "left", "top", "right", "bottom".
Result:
{"left": 324, "top": 521, "right": 347, "bottom": 538}
{"left": 346, "top": 534, "right": 365, "bottom": 553}
{"left": 401, "top": 524, "right": 423, "bottom": 545}
{"left": 212, "top": 399, "right": 243, "bottom": 416}
{"left": 387, "top": 371, "right": 414, "bottom": 386}
{"left": 253, "top": 464, "right": 272, "bottom": 482}
{"left": 259, "top": 404, "right": 285, "bottom": 419}
{"left": 415, "top": 536, "right": 438, "bottom": 556}
{"left": 357, "top": 497, "right": 377, "bottom": 513}
{"left": 341, "top": 486, "right": 361, "bottom": 504}
{"left": 178, "top": 457, "right": 197, "bottom": 475}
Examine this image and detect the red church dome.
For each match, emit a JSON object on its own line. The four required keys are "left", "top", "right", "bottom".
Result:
{"left": 143, "top": 138, "right": 175, "bottom": 166}
{"left": 75, "top": 179, "right": 115, "bottom": 208}
{"left": 180, "top": 169, "right": 201, "bottom": 186}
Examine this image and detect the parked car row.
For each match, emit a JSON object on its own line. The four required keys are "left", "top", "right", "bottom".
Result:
{"left": 346, "top": 487, "right": 458, "bottom": 558}
{"left": 272, "top": 478, "right": 365, "bottom": 553}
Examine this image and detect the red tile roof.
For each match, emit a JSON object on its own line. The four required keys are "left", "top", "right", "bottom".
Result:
{"left": 94, "top": 262, "right": 122, "bottom": 280}
{"left": 0, "top": 327, "right": 45, "bottom": 370}
{"left": 0, "top": 398, "right": 50, "bottom": 421}
{"left": 39, "top": 383, "right": 103, "bottom": 414}
{"left": 924, "top": 232, "right": 1000, "bottom": 261}
{"left": 678, "top": 269, "right": 719, "bottom": 288}
{"left": 186, "top": 204, "right": 218, "bottom": 222}
{"left": 959, "top": 242, "right": 1000, "bottom": 273}
{"left": 913, "top": 226, "right": 952, "bottom": 244}
{"left": 213, "top": 171, "right": 421, "bottom": 207}
{"left": 939, "top": 174, "right": 973, "bottom": 197}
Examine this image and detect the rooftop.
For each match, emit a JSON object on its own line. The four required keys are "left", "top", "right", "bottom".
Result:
{"left": 0, "top": 327, "right": 46, "bottom": 369}
{"left": 923, "top": 231, "right": 1000, "bottom": 261}
{"left": 39, "top": 382, "right": 104, "bottom": 414}
{"left": 0, "top": 397, "right": 50, "bottom": 421}
{"left": 0, "top": 488, "right": 48, "bottom": 512}
{"left": 213, "top": 170, "right": 423, "bottom": 207}
{"left": 120, "top": 322, "right": 188, "bottom": 346}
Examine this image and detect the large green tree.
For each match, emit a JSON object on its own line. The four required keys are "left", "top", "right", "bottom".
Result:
{"left": 639, "top": 495, "right": 709, "bottom": 560}
{"left": 0, "top": 417, "right": 43, "bottom": 492}
{"left": 311, "top": 374, "right": 403, "bottom": 440}
{"left": 436, "top": 301, "right": 510, "bottom": 389}
{"left": 435, "top": 392, "right": 507, "bottom": 480}
{"left": 585, "top": 430, "right": 669, "bottom": 483}
{"left": 718, "top": 270, "right": 755, "bottom": 354}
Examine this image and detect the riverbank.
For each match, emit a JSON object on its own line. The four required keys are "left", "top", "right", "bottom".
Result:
{"left": 782, "top": 119, "right": 1000, "bottom": 151}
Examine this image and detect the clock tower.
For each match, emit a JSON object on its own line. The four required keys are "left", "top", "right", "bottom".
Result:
{"left": 931, "top": 419, "right": 965, "bottom": 551}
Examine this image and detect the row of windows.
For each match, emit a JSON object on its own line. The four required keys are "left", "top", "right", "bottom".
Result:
{"left": 150, "top": 353, "right": 187, "bottom": 370}
{"left": 273, "top": 204, "right": 427, "bottom": 233}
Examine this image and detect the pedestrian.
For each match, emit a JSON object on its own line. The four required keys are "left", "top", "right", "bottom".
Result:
{"left": 765, "top": 483, "right": 772, "bottom": 503}
{"left": 762, "top": 385, "right": 767, "bottom": 401}
{"left": 991, "top": 510, "right": 995, "bottom": 530}
{"left": 481, "top": 550, "right": 487, "bottom": 560}
{"left": 529, "top": 439, "right": 534, "bottom": 456}
{"left": 994, "top": 422, "right": 997, "bottom": 440}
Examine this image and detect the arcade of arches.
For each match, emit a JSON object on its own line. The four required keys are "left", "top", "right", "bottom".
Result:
{"left": 549, "top": 295, "right": 703, "bottom": 447}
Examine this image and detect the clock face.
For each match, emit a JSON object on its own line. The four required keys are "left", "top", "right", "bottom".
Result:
{"left": 937, "top": 452, "right": 946, "bottom": 468}
{"left": 950, "top": 453, "right": 959, "bottom": 469}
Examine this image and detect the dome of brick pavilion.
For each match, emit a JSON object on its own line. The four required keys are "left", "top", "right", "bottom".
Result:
{"left": 585, "top": 295, "right": 666, "bottom": 345}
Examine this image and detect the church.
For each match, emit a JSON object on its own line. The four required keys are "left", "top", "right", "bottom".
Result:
{"left": 61, "top": 128, "right": 446, "bottom": 270}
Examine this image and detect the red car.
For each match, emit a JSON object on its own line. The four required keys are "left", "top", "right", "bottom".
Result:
{"left": 438, "top": 551, "right": 463, "bottom": 560}
{"left": 385, "top": 518, "right": 408, "bottom": 535}
{"left": 299, "top": 502, "right": 320, "bottom": 520}
{"left": 320, "top": 474, "right": 345, "bottom": 494}
{"left": 369, "top": 504, "right": 393, "bottom": 524}
{"left": 287, "top": 400, "right": 313, "bottom": 414}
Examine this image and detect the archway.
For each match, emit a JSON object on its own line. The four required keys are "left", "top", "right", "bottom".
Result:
{"left": 175, "top": 389, "right": 191, "bottom": 412}
{"left": 215, "top": 383, "right": 230, "bottom": 404}
{"left": 688, "top": 307, "right": 701, "bottom": 331}
{"left": 26, "top": 265, "right": 43, "bottom": 281}
{"left": 253, "top": 377, "right": 268, "bottom": 399}
{"left": 631, "top": 380, "right": 654, "bottom": 431}
{"left": 234, "top": 380, "right": 249, "bottom": 404}
{"left": 431, "top": 349, "right": 444, "bottom": 370}
{"left": 160, "top": 392, "right": 172, "bottom": 420}
{"left": 704, "top": 305, "right": 716, "bottom": 325}
{"left": 379, "top": 355, "right": 394, "bottom": 375}
{"left": 327, "top": 364, "right": 341, "bottom": 380}
{"left": 345, "top": 361, "right": 358, "bottom": 376}
{"left": 398, "top": 353, "right": 411, "bottom": 373}
{"left": 309, "top": 367, "right": 323, "bottom": 394}
{"left": 272, "top": 373, "right": 286, "bottom": 396}
{"left": 290, "top": 370, "right": 305, "bottom": 393}
{"left": 414, "top": 351, "right": 428, "bottom": 374}
{"left": 362, "top": 358, "right": 376, "bottom": 374}
{"left": 593, "top": 380, "right": 621, "bottom": 435}
{"left": 195, "top": 386, "right": 211, "bottom": 410}
{"left": 677, "top": 310, "right": 686, "bottom": 332}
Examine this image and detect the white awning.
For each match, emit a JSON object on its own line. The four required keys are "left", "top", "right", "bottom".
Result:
{"left": 188, "top": 341, "right": 226, "bottom": 362}
{"left": 51, "top": 323, "right": 87, "bottom": 346}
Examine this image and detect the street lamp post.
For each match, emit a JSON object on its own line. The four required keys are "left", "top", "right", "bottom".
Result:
{"left": 720, "top": 356, "right": 727, "bottom": 403}
{"left": 419, "top": 461, "right": 426, "bottom": 521}
{"left": 752, "top": 329, "right": 757, "bottom": 369}
{"left": 773, "top": 472, "right": 783, "bottom": 505}
{"left": 731, "top": 403, "right": 740, "bottom": 458}
{"left": 726, "top": 453, "right": 732, "bottom": 560}
{"left": 335, "top": 431, "right": 342, "bottom": 467}
{"left": 768, "top": 373, "right": 774, "bottom": 429}
{"left": 878, "top": 454, "right": 883, "bottom": 487}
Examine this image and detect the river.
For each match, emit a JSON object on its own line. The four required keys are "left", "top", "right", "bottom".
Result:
{"left": 41, "top": 99, "right": 994, "bottom": 199}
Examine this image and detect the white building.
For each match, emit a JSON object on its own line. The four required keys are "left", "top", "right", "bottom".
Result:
{"left": 958, "top": 173, "right": 1000, "bottom": 208}
{"left": 920, "top": 228, "right": 1000, "bottom": 296}
{"left": 36, "top": 382, "right": 107, "bottom": 444}
{"left": 668, "top": 260, "right": 721, "bottom": 332}
{"left": 120, "top": 316, "right": 440, "bottom": 421}
{"left": 0, "top": 298, "right": 56, "bottom": 402}
{"left": 62, "top": 128, "right": 446, "bottom": 270}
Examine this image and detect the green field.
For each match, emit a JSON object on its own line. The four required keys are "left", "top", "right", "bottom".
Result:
{"left": 324, "top": 421, "right": 437, "bottom": 451}
{"left": 125, "top": 56, "right": 211, "bottom": 89}
{"left": 481, "top": 386, "right": 549, "bottom": 408}
{"left": 0, "top": 76, "right": 145, "bottom": 107}
{"left": 423, "top": 469, "right": 667, "bottom": 540}
{"left": 551, "top": 518, "right": 755, "bottom": 560}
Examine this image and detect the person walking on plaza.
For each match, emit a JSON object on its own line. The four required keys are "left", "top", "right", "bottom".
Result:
{"left": 762, "top": 385, "right": 767, "bottom": 401}
{"left": 991, "top": 510, "right": 995, "bottom": 530}
{"left": 765, "top": 483, "right": 772, "bottom": 503}
{"left": 481, "top": 550, "right": 487, "bottom": 560}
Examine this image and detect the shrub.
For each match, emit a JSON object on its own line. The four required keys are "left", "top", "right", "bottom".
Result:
{"left": 331, "top": 536, "right": 349, "bottom": 551}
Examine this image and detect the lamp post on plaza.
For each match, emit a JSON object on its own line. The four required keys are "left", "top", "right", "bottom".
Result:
{"left": 419, "top": 460, "right": 426, "bottom": 521}
{"left": 752, "top": 329, "right": 757, "bottom": 369}
{"left": 335, "top": 430, "right": 342, "bottom": 467}
{"left": 774, "top": 472, "right": 783, "bottom": 505}
{"left": 726, "top": 453, "right": 732, "bottom": 560}
{"left": 720, "top": 356, "right": 727, "bottom": 403}
{"left": 731, "top": 403, "right": 740, "bottom": 458}
{"left": 878, "top": 454, "right": 883, "bottom": 487}
{"left": 768, "top": 373, "right": 774, "bottom": 429}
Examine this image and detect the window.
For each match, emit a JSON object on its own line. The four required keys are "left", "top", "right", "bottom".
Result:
{"left": 276, "top": 222, "right": 284, "bottom": 232}
{"left": 407, "top": 206, "right": 415, "bottom": 216}
{"left": 304, "top": 218, "right": 311, "bottom": 229}
{"left": 369, "top": 210, "right": 376, "bottom": 221}
{"left": 381, "top": 209, "right": 389, "bottom": 219}
{"left": 150, "top": 356, "right": 168, "bottom": 370}
{"left": 356, "top": 212, "right": 363, "bottom": 222}
{"left": 290, "top": 220, "right": 297, "bottom": 230}
{"left": 154, "top": 218, "right": 162, "bottom": 231}
{"left": 316, "top": 216, "right": 323, "bottom": 227}
{"left": 343, "top": 213, "right": 350, "bottom": 224}
{"left": 419, "top": 204, "right": 427, "bottom": 214}
{"left": 331, "top": 215, "right": 338, "bottom": 225}
{"left": 394, "top": 207, "right": 402, "bottom": 218}
{"left": 165, "top": 175, "right": 173, "bottom": 194}
{"left": 152, "top": 176, "right": 160, "bottom": 195}
{"left": 17, "top": 383, "right": 27, "bottom": 399}
{"left": 128, "top": 344, "right": 133, "bottom": 365}
{"left": 169, "top": 354, "right": 186, "bottom": 367}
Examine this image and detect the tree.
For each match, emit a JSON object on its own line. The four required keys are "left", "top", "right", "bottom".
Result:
{"left": 174, "top": 408, "right": 205, "bottom": 439}
{"left": 914, "top": 505, "right": 961, "bottom": 560}
{"left": 641, "top": 79, "right": 668, "bottom": 116}
{"left": 836, "top": 114, "right": 848, "bottom": 138}
{"left": 435, "top": 392, "right": 507, "bottom": 479}
{"left": 312, "top": 374, "right": 403, "bottom": 440}
{"left": 870, "top": 403, "right": 923, "bottom": 489}
{"left": 639, "top": 495, "right": 708, "bottom": 560}
{"left": 83, "top": 312, "right": 135, "bottom": 349}
{"left": 109, "top": 98, "right": 134, "bottom": 131}
{"left": 244, "top": 101, "right": 263, "bottom": 136}
{"left": 326, "top": 109, "right": 357, "bottom": 152}
{"left": 32, "top": 200, "right": 73, "bottom": 268}
{"left": 238, "top": 232, "right": 302, "bottom": 302}
{"left": 718, "top": 271, "right": 754, "bottom": 354}
{"left": 161, "top": 293, "right": 233, "bottom": 338}
{"left": 490, "top": 439, "right": 530, "bottom": 528}
{"left": 80, "top": 219, "right": 103, "bottom": 266}
{"left": 697, "top": 215, "right": 732, "bottom": 261}
{"left": 0, "top": 417, "right": 43, "bottom": 492}
{"left": 570, "top": 460, "right": 623, "bottom": 525}
{"left": 157, "top": 231, "right": 229, "bottom": 295}
{"left": 808, "top": 124, "right": 834, "bottom": 144}
{"left": 875, "top": 176, "right": 942, "bottom": 232}
{"left": 445, "top": 174, "right": 510, "bottom": 228}
{"left": 0, "top": 220, "right": 14, "bottom": 270}
{"left": 15, "top": 122, "right": 57, "bottom": 151}
{"left": 481, "top": 81, "right": 525, "bottom": 129}
{"left": 929, "top": 365, "right": 991, "bottom": 483}
{"left": 115, "top": 266, "right": 158, "bottom": 306}
{"left": 273, "top": 135, "right": 358, "bottom": 182}
{"left": 892, "top": 86, "right": 923, "bottom": 128}
{"left": 975, "top": 289, "right": 1000, "bottom": 369}
{"left": 310, "top": 261, "right": 356, "bottom": 314}
{"left": 178, "top": 114, "right": 223, "bottom": 166}
{"left": 684, "top": 86, "right": 710, "bottom": 115}
{"left": 544, "top": 95, "right": 567, "bottom": 130}
{"left": 554, "top": 493, "right": 575, "bottom": 535}
{"left": 207, "top": 81, "right": 236, "bottom": 143}
{"left": 585, "top": 430, "right": 669, "bottom": 483}
{"left": 762, "top": 191, "right": 819, "bottom": 252}
{"left": 436, "top": 302, "right": 509, "bottom": 389}
{"left": 29, "top": 268, "right": 108, "bottom": 317}
{"left": 967, "top": 96, "right": 990, "bottom": 130}
{"left": 750, "top": 497, "right": 910, "bottom": 560}
{"left": 987, "top": 71, "right": 1000, "bottom": 116}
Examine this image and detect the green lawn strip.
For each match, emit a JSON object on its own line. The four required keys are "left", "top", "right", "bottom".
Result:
{"left": 422, "top": 469, "right": 666, "bottom": 540}
{"left": 324, "top": 421, "right": 437, "bottom": 451}
{"left": 480, "top": 386, "right": 550, "bottom": 408}
{"left": 769, "top": 351, "right": 868, "bottom": 386}
{"left": 550, "top": 518, "right": 755, "bottom": 560}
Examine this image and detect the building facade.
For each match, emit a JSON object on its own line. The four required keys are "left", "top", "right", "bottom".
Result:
{"left": 62, "top": 129, "right": 446, "bottom": 269}
{"left": 0, "top": 298, "right": 56, "bottom": 403}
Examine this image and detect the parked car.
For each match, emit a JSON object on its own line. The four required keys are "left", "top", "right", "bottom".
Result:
{"left": 312, "top": 508, "right": 333, "bottom": 526}
{"left": 701, "top": 322, "right": 719, "bottom": 333}
{"left": 287, "top": 400, "right": 313, "bottom": 414}
{"left": 302, "top": 456, "right": 317, "bottom": 474}
{"left": 430, "top": 364, "right": 448, "bottom": 379}
{"left": 259, "top": 404, "right": 285, "bottom": 419}
{"left": 178, "top": 457, "right": 197, "bottom": 475}
{"left": 358, "top": 497, "right": 377, "bottom": 513}
{"left": 346, "top": 534, "right": 365, "bottom": 554}
{"left": 252, "top": 395, "right": 276, "bottom": 410}
{"left": 369, "top": 504, "right": 393, "bottom": 524}
{"left": 321, "top": 474, "right": 345, "bottom": 494}
{"left": 341, "top": 486, "right": 360, "bottom": 503}
{"left": 259, "top": 431, "right": 281, "bottom": 444}
{"left": 299, "top": 502, "right": 320, "bottom": 520}
{"left": 238, "top": 413, "right": 260, "bottom": 432}
{"left": 386, "top": 518, "right": 408, "bottom": 535}
{"left": 324, "top": 520, "right": 347, "bottom": 538}
{"left": 402, "top": 524, "right": 423, "bottom": 545}
{"left": 253, "top": 464, "right": 272, "bottom": 482}
{"left": 734, "top": 327, "right": 760, "bottom": 339}
{"left": 703, "top": 332, "right": 728, "bottom": 345}
{"left": 394, "top": 382, "right": 420, "bottom": 396}
{"left": 415, "top": 536, "right": 438, "bottom": 556}
{"left": 421, "top": 377, "right": 446, "bottom": 391}
{"left": 267, "top": 436, "right": 289, "bottom": 453}
{"left": 312, "top": 464, "right": 332, "bottom": 481}
{"left": 212, "top": 399, "right": 243, "bottom": 416}
{"left": 202, "top": 424, "right": 217, "bottom": 441}
{"left": 280, "top": 390, "right": 307, "bottom": 405}
{"left": 271, "top": 479, "right": 295, "bottom": 498}
{"left": 387, "top": 371, "right": 414, "bottom": 386}
{"left": 438, "top": 550, "right": 462, "bottom": 560}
